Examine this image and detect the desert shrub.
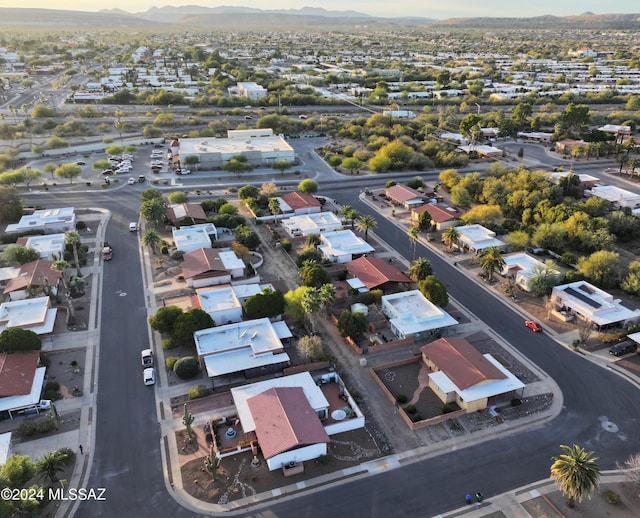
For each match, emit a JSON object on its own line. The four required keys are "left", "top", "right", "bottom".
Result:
{"left": 162, "top": 337, "right": 176, "bottom": 350}
{"left": 412, "top": 414, "right": 423, "bottom": 422}
{"left": 169, "top": 250, "right": 184, "bottom": 261}
{"left": 75, "top": 221, "right": 87, "bottom": 230}
{"left": 36, "top": 419, "right": 55, "bottom": 433}
{"left": 405, "top": 404, "right": 416, "bottom": 414}
{"left": 18, "top": 422, "right": 38, "bottom": 437}
{"left": 603, "top": 489, "right": 620, "bottom": 504}
{"left": 57, "top": 447, "right": 75, "bottom": 463}
{"left": 160, "top": 242, "right": 169, "bottom": 254}
{"left": 43, "top": 381, "right": 61, "bottom": 401}
{"left": 165, "top": 356, "right": 179, "bottom": 370}
{"left": 396, "top": 393, "right": 408, "bottom": 404}
{"left": 70, "top": 360, "right": 78, "bottom": 367}
{"left": 441, "top": 403, "right": 453, "bottom": 414}
{"left": 173, "top": 356, "right": 199, "bottom": 379}
{"left": 281, "top": 239, "right": 292, "bottom": 252}
{"left": 317, "top": 454, "right": 330, "bottom": 465}
{"left": 188, "top": 384, "right": 208, "bottom": 400}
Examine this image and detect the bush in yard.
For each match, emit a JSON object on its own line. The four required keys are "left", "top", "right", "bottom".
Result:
{"left": 603, "top": 489, "right": 620, "bottom": 504}
{"left": 173, "top": 356, "right": 199, "bottom": 379}
{"left": 19, "top": 422, "right": 38, "bottom": 437}
{"left": 149, "top": 305, "right": 183, "bottom": 334}
{"left": 162, "top": 337, "right": 176, "bottom": 350}
{"left": 169, "top": 249, "right": 184, "bottom": 261}
{"left": 165, "top": 356, "right": 179, "bottom": 370}
{"left": 396, "top": 393, "right": 407, "bottom": 404}
{"left": 281, "top": 239, "right": 292, "bottom": 252}
{"left": 188, "top": 384, "right": 209, "bottom": 400}
{"left": 405, "top": 404, "right": 416, "bottom": 414}
{"left": 441, "top": 403, "right": 453, "bottom": 414}
{"left": 36, "top": 419, "right": 56, "bottom": 433}
{"left": 412, "top": 414, "right": 423, "bottom": 422}
{"left": 43, "top": 381, "right": 61, "bottom": 401}
{"left": 511, "top": 398, "right": 522, "bottom": 406}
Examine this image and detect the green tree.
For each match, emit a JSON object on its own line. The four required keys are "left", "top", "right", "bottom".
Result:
{"left": 301, "top": 287, "right": 322, "bottom": 333}
{"left": 1, "top": 244, "right": 40, "bottom": 265}
{"left": 550, "top": 444, "right": 601, "bottom": 508}
{"left": 268, "top": 197, "right": 281, "bottom": 223}
{"left": 238, "top": 184, "right": 259, "bottom": 200}
{"left": 299, "top": 262, "right": 330, "bottom": 288}
{"left": 141, "top": 187, "right": 163, "bottom": 201}
{"left": 234, "top": 225, "right": 260, "bottom": 249}
{"left": 451, "top": 185, "right": 471, "bottom": 208}
{"left": 318, "top": 283, "right": 336, "bottom": 316}
{"left": 168, "top": 191, "right": 189, "bottom": 204}
{"left": 55, "top": 163, "right": 82, "bottom": 184}
{"left": 64, "top": 230, "right": 83, "bottom": 277}
{"left": 339, "top": 205, "right": 359, "bottom": 228}
{"left": 442, "top": 227, "right": 460, "bottom": 252}
{"left": 243, "top": 288, "right": 286, "bottom": 319}
{"left": 621, "top": 260, "right": 640, "bottom": 295}
{"left": 0, "top": 185, "right": 23, "bottom": 223}
{"left": 528, "top": 260, "right": 562, "bottom": 297}
{"left": 284, "top": 286, "right": 314, "bottom": 321}
{"left": 577, "top": 250, "right": 620, "bottom": 288}
{"left": 149, "top": 305, "right": 183, "bottom": 334}
{"left": 0, "top": 328, "right": 41, "bottom": 352}
{"left": 142, "top": 229, "right": 161, "bottom": 253}
{"left": 504, "top": 230, "right": 530, "bottom": 251}
{"left": 172, "top": 309, "right": 214, "bottom": 348}
{"left": 478, "top": 246, "right": 506, "bottom": 282}
{"left": 337, "top": 309, "right": 367, "bottom": 340}
{"left": 409, "top": 257, "right": 433, "bottom": 282}
{"left": 418, "top": 275, "right": 449, "bottom": 307}
{"left": 183, "top": 155, "right": 200, "bottom": 170}
{"left": 140, "top": 197, "right": 167, "bottom": 228}
{"left": 341, "top": 156, "right": 363, "bottom": 175}
{"left": 417, "top": 211, "right": 432, "bottom": 232}
{"left": 218, "top": 203, "right": 238, "bottom": 216}
{"left": 272, "top": 159, "right": 292, "bottom": 176}
{"left": 0, "top": 454, "right": 36, "bottom": 487}
{"left": 37, "top": 451, "right": 67, "bottom": 483}
{"left": 298, "top": 179, "right": 318, "bottom": 193}
{"left": 223, "top": 155, "right": 253, "bottom": 176}
{"left": 460, "top": 205, "right": 503, "bottom": 226}
{"left": 297, "top": 335, "right": 325, "bottom": 362}
{"left": 356, "top": 214, "right": 377, "bottom": 241}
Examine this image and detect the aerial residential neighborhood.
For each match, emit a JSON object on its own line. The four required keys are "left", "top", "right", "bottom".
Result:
{"left": 1, "top": 4, "right": 640, "bottom": 518}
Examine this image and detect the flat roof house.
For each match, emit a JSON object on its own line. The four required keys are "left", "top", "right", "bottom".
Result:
{"left": 172, "top": 223, "right": 217, "bottom": 253}
{"left": 0, "top": 296, "right": 57, "bottom": 335}
{"left": 181, "top": 247, "right": 246, "bottom": 288}
{"left": 456, "top": 224, "right": 505, "bottom": 254}
{"left": 280, "top": 212, "right": 342, "bottom": 237}
{"left": 5, "top": 207, "right": 75, "bottom": 234}
{"left": 18, "top": 233, "right": 65, "bottom": 261}
{"left": 589, "top": 185, "right": 640, "bottom": 209}
{"left": 420, "top": 337, "right": 525, "bottom": 413}
{"left": 195, "top": 283, "right": 274, "bottom": 325}
{"left": 551, "top": 281, "right": 640, "bottom": 329}
{"left": 381, "top": 290, "right": 458, "bottom": 341}
{"left": 318, "top": 230, "right": 374, "bottom": 264}
{"left": 193, "top": 317, "right": 291, "bottom": 386}
{"left": 501, "top": 252, "right": 560, "bottom": 292}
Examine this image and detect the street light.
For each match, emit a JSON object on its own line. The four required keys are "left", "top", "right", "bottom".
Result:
{"left": 475, "top": 103, "right": 481, "bottom": 115}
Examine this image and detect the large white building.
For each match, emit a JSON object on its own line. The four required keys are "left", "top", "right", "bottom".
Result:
{"left": 281, "top": 212, "right": 342, "bottom": 237}
{"left": 176, "top": 129, "right": 294, "bottom": 170}
{"left": 5, "top": 207, "right": 76, "bottom": 234}
{"left": 318, "top": 230, "right": 374, "bottom": 263}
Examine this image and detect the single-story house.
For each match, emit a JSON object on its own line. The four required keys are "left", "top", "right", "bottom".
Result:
{"left": 193, "top": 317, "right": 292, "bottom": 386}
{"left": 172, "top": 223, "right": 217, "bottom": 253}
{"left": 167, "top": 203, "right": 207, "bottom": 226}
{"left": 279, "top": 191, "right": 321, "bottom": 216}
{"left": 588, "top": 185, "right": 640, "bottom": 209}
{"left": 280, "top": 212, "right": 342, "bottom": 237}
{"left": 381, "top": 290, "right": 458, "bottom": 341}
{"left": 181, "top": 248, "right": 246, "bottom": 288}
{"left": 555, "top": 139, "right": 588, "bottom": 154}
{"left": 548, "top": 172, "right": 600, "bottom": 192}
{"left": 551, "top": 281, "right": 640, "bottom": 329}
{"left": 420, "top": 337, "right": 525, "bottom": 412}
{"left": 0, "top": 297, "right": 58, "bottom": 335}
{"left": 17, "top": 233, "right": 65, "bottom": 261}
{"left": 458, "top": 145, "right": 504, "bottom": 158}
{"left": 3, "top": 260, "right": 62, "bottom": 301}
{"left": 5, "top": 207, "right": 75, "bottom": 234}
{"left": 318, "top": 230, "right": 374, "bottom": 264}
{"left": 410, "top": 204, "right": 460, "bottom": 231}
{"left": 456, "top": 224, "right": 505, "bottom": 254}
{"left": 500, "top": 252, "right": 560, "bottom": 292}
{"left": 385, "top": 184, "right": 425, "bottom": 209}
{"left": 346, "top": 256, "right": 412, "bottom": 291}
{"left": 517, "top": 131, "right": 553, "bottom": 143}
{"left": 0, "top": 350, "right": 48, "bottom": 419}
{"left": 195, "top": 283, "right": 275, "bottom": 325}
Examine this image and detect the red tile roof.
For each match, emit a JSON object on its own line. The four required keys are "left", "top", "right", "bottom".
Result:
{"left": 0, "top": 351, "right": 40, "bottom": 397}
{"left": 412, "top": 204, "right": 459, "bottom": 223}
{"left": 346, "top": 256, "right": 412, "bottom": 290}
{"left": 167, "top": 203, "right": 207, "bottom": 225}
{"left": 420, "top": 337, "right": 506, "bottom": 390}
{"left": 281, "top": 191, "right": 320, "bottom": 211}
{"left": 247, "top": 386, "right": 329, "bottom": 460}
{"left": 181, "top": 248, "right": 233, "bottom": 280}
{"left": 385, "top": 184, "right": 423, "bottom": 203}
{"left": 3, "top": 260, "right": 62, "bottom": 295}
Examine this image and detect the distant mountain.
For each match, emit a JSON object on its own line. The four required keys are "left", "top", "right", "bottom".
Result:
{"left": 434, "top": 12, "right": 640, "bottom": 29}
{"left": 0, "top": 7, "right": 159, "bottom": 28}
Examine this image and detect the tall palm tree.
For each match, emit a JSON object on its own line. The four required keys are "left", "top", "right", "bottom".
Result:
{"left": 478, "top": 246, "right": 506, "bottom": 282}
{"left": 442, "top": 226, "right": 461, "bottom": 252}
{"left": 356, "top": 214, "right": 377, "bottom": 242}
{"left": 142, "top": 229, "right": 161, "bottom": 254}
{"left": 301, "top": 288, "right": 322, "bottom": 333}
{"left": 408, "top": 257, "right": 433, "bottom": 282}
{"left": 64, "top": 230, "right": 83, "bottom": 277}
{"left": 339, "top": 205, "right": 359, "bottom": 228}
{"left": 268, "top": 198, "right": 281, "bottom": 224}
{"left": 408, "top": 225, "right": 420, "bottom": 260}
{"left": 550, "top": 444, "right": 601, "bottom": 508}
{"left": 318, "top": 283, "right": 336, "bottom": 317}
{"left": 51, "top": 260, "right": 75, "bottom": 318}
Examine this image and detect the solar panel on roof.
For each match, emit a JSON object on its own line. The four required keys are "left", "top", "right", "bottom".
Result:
{"left": 565, "top": 287, "right": 601, "bottom": 308}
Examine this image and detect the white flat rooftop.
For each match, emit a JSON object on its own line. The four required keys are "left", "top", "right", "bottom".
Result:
{"left": 0, "top": 297, "right": 55, "bottom": 333}
{"left": 383, "top": 290, "right": 457, "bottom": 335}
{"left": 179, "top": 135, "right": 293, "bottom": 157}
{"left": 319, "top": 230, "right": 374, "bottom": 257}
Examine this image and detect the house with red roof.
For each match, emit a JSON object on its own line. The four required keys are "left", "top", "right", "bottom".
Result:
{"left": 181, "top": 248, "right": 247, "bottom": 288}
{"left": 346, "top": 256, "right": 412, "bottom": 292}
{"left": 166, "top": 203, "right": 207, "bottom": 226}
{"left": 410, "top": 204, "right": 461, "bottom": 231}
{"left": 279, "top": 191, "right": 321, "bottom": 215}
{"left": 420, "top": 337, "right": 524, "bottom": 412}
{"left": 385, "top": 184, "right": 425, "bottom": 209}
{"left": 3, "top": 260, "right": 62, "bottom": 301}
{"left": 0, "top": 351, "right": 48, "bottom": 419}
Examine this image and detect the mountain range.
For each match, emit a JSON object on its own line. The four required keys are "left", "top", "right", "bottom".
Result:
{"left": 0, "top": 5, "right": 638, "bottom": 30}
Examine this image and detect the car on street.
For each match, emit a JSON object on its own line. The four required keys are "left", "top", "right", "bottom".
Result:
{"left": 129, "top": 222, "right": 138, "bottom": 232}
{"left": 101, "top": 169, "right": 114, "bottom": 175}
{"left": 525, "top": 320, "right": 542, "bottom": 332}
{"left": 176, "top": 169, "right": 191, "bottom": 175}
{"left": 609, "top": 341, "right": 637, "bottom": 357}
{"left": 153, "top": 143, "right": 164, "bottom": 149}
{"left": 244, "top": 115, "right": 252, "bottom": 120}
{"left": 141, "top": 349, "right": 154, "bottom": 367}
{"left": 76, "top": 160, "right": 86, "bottom": 165}
{"left": 128, "top": 177, "right": 136, "bottom": 185}
{"left": 143, "top": 368, "right": 155, "bottom": 386}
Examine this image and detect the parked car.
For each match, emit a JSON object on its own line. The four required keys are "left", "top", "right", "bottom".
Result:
{"left": 244, "top": 115, "right": 252, "bottom": 120}
{"left": 128, "top": 177, "right": 136, "bottom": 185}
{"left": 101, "top": 169, "right": 114, "bottom": 175}
{"left": 129, "top": 222, "right": 138, "bottom": 232}
{"left": 609, "top": 341, "right": 637, "bottom": 357}
{"left": 102, "top": 242, "right": 113, "bottom": 261}
{"left": 138, "top": 175, "right": 146, "bottom": 183}
{"left": 76, "top": 160, "right": 86, "bottom": 166}
{"left": 176, "top": 169, "right": 191, "bottom": 175}
{"left": 143, "top": 368, "right": 155, "bottom": 386}
{"left": 525, "top": 320, "right": 542, "bottom": 332}
{"left": 141, "top": 349, "right": 154, "bottom": 367}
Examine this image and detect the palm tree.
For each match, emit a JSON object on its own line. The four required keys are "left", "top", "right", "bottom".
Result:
{"left": 64, "top": 230, "right": 83, "bottom": 277}
{"left": 550, "top": 444, "right": 601, "bottom": 508}
{"left": 356, "top": 214, "right": 377, "bottom": 242}
{"left": 301, "top": 288, "right": 322, "bottom": 333}
{"left": 37, "top": 451, "right": 67, "bottom": 483}
{"left": 442, "top": 227, "right": 461, "bottom": 252}
{"left": 318, "top": 283, "right": 336, "bottom": 317}
{"left": 142, "top": 229, "right": 161, "bottom": 254}
{"left": 478, "top": 246, "right": 506, "bottom": 282}
{"left": 408, "top": 257, "right": 433, "bottom": 282}
{"left": 408, "top": 225, "right": 420, "bottom": 260}
{"left": 51, "top": 260, "right": 75, "bottom": 318}
{"left": 268, "top": 198, "right": 281, "bottom": 224}
{"left": 339, "top": 205, "right": 359, "bottom": 228}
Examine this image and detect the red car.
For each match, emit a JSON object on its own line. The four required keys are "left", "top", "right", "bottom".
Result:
{"left": 525, "top": 320, "right": 542, "bottom": 332}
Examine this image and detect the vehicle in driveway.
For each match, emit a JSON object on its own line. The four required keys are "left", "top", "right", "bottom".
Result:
{"left": 525, "top": 320, "right": 542, "bottom": 332}
{"left": 143, "top": 368, "right": 155, "bottom": 386}
{"left": 609, "top": 341, "right": 637, "bottom": 357}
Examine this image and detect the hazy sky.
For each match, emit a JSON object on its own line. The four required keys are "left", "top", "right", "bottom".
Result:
{"left": 2, "top": 1, "right": 638, "bottom": 19}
